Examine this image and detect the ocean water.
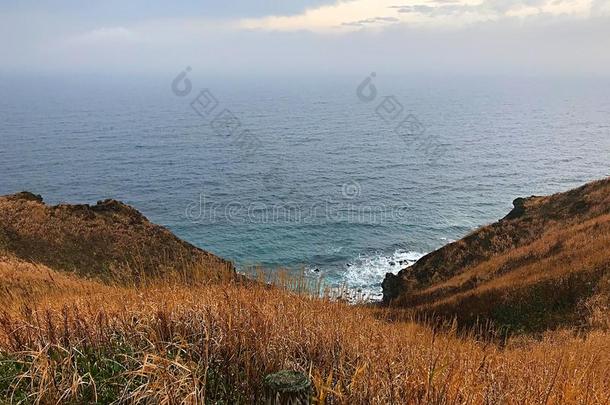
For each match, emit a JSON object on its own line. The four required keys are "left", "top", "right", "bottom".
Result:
{"left": 1, "top": 74, "right": 609, "bottom": 299}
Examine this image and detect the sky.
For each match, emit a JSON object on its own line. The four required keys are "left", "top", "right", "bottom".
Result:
{"left": 1, "top": 0, "right": 609, "bottom": 77}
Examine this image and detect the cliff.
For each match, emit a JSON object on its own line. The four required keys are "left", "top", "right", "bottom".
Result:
{"left": 382, "top": 178, "right": 610, "bottom": 331}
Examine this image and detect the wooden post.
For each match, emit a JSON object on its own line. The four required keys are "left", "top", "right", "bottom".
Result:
{"left": 263, "top": 370, "right": 312, "bottom": 405}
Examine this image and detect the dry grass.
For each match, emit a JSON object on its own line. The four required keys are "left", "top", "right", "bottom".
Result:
{"left": 392, "top": 213, "right": 610, "bottom": 331}
{"left": 0, "top": 258, "right": 609, "bottom": 404}
{"left": 0, "top": 193, "right": 233, "bottom": 280}
{"left": 1, "top": 182, "right": 609, "bottom": 403}
{"left": 387, "top": 178, "right": 610, "bottom": 332}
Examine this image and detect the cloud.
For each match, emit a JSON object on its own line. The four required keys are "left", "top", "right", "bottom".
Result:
{"left": 591, "top": 0, "right": 610, "bottom": 14}
{"left": 241, "top": 0, "right": 593, "bottom": 31}
{"left": 0, "top": 0, "right": 342, "bottom": 20}
{"left": 391, "top": 0, "right": 594, "bottom": 17}
{"left": 341, "top": 16, "right": 400, "bottom": 27}
{"left": 390, "top": 4, "right": 474, "bottom": 15}
{"left": 0, "top": 0, "right": 608, "bottom": 76}
{"left": 68, "top": 27, "right": 138, "bottom": 45}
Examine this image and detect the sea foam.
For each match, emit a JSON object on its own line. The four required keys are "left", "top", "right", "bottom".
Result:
{"left": 341, "top": 249, "right": 425, "bottom": 301}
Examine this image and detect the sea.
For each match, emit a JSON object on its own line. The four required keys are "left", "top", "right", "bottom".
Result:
{"left": 1, "top": 73, "right": 609, "bottom": 300}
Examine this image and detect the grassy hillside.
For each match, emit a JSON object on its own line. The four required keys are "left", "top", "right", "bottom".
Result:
{"left": 0, "top": 256, "right": 608, "bottom": 404}
{"left": 0, "top": 192, "right": 234, "bottom": 282}
{"left": 382, "top": 178, "right": 610, "bottom": 332}
{"left": 0, "top": 186, "right": 609, "bottom": 403}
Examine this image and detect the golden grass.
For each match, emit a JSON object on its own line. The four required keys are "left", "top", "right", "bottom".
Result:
{"left": 388, "top": 179, "right": 610, "bottom": 331}
{"left": 1, "top": 181, "right": 609, "bottom": 403}
{"left": 0, "top": 259, "right": 609, "bottom": 404}
{"left": 0, "top": 256, "right": 114, "bottom": 314}
{"left": 0, "top": 194, "right": 233, "bottom": 280}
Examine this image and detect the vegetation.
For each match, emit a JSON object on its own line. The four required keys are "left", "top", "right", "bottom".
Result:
{"left": 383, "top": 178, "right": 610, "bottom": 332}
{"left": 0, "top": 192, "right": 233, "bottom": 281}
{"left": 0, "top": 259, "right": 609, "bottom": 404}
{"left": 0, "top": 181, "right": 609, "bottom": 404}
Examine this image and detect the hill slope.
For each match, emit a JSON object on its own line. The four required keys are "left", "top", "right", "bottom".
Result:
{"left": 382, "top": 178, "right": 610, "bottom": 331}
{"left": 0, "top": 192, "right": 233, "bottom": 281}
{"left": 0, "top": 188, "right": 609, "bottom": 403}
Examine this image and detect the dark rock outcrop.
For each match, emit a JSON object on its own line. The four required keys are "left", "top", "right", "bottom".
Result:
{"left": 381, "top": 272, "right": 403, "bottom": 304}
{"left": 503, "top": 197, "right": 529, "bottom": 220}
{"left": 6, "top": 191, "right": 43, "bottom": 203}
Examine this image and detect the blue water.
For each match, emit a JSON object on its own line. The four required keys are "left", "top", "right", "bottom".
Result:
{"left": 1, "top": 74, "right": 610, "bottom": 299}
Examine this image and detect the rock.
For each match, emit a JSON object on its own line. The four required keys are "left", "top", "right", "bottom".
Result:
{"left": 7, "top": 192, "right": 43, "bottom": 203}
{"left": 92, "top": 199, "right": 147, "bottom": 224}
{"left": 389, "top": 261, "right": 396, "bottom": 266}
{"left": 381, "top": 272, "right": 403, "bottom": 304}
{"left": 263, "top": 370, "right": 312, "bottom": 404}
{"left": 504, "top": 197, "right": 527, "bottom": 220}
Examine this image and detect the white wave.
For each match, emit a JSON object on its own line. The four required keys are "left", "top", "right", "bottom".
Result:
{"left": 341, "top": 249, "right": 425, "bottom": 301}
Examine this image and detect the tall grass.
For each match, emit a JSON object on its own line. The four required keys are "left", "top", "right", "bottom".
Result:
{"left": 392, "top": 206, "right": 610, "bottom": 332}
{"left": 0, "top": 263, "right": 608, "bottom": 404}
